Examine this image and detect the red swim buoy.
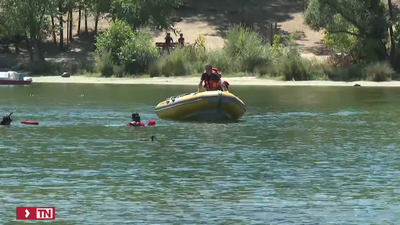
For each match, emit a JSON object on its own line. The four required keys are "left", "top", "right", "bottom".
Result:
{"left": 127, "top": 121, "right": 146, "bottom": 127}
{"left": 21, "top": 120, "right": 39, "bottom": 125}
{"left": 127, "top": 120, "right": 156, "bottom": 127}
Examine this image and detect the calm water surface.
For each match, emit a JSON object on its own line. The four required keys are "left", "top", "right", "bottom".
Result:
{"left": 1, "top": 84, "right": 400, "bottom": 224}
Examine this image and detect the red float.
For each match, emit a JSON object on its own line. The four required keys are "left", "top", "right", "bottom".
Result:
{"left": 21, "top": 120, "right": 39, "bottom": 125}
{"left": 127, "top": 120, "right": 156, "bottom": 127}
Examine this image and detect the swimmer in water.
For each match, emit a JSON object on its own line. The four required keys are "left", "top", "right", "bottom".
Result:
{"left": 128, "top": 112, "right": 145, "bottom": 126}
{"left": 0, "top": 112, "right": 13, "bottom": 126}
{"left": 127, "top": 113, "right": 156, "bottom": 127}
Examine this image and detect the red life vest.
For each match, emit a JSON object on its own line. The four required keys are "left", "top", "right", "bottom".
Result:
{"left": 127, "top": 120, "right": 156, "bottom": 127}
{"left": 213, "top": 67, "right": 222, "bottom": 78}
{"left": 204, "top": 68, "right": 229, "bottom": 90}
{"left": 127, "top": 121, "right": 146, "bottom": 127}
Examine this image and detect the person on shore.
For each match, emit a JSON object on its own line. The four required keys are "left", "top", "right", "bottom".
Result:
{"left": 197, "top": 64, "right": 228, "bottom": 92}
{"left": 164, "top": 33, "right": 174, "bottom": 53}
{"left": 178, "top": 33, "right": 185, "bottom": 47}
{"left": 165, "top": 33, "right": 173, "bottom": 45}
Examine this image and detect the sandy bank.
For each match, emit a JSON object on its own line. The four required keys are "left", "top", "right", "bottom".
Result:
{"left": 31, "top": 76, "right": 400, "bottom": 87}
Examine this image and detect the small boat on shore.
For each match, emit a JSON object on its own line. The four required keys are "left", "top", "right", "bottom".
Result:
{"left": 0, "top": 71, "right": 32, "bottom": 85}
{"left": 155, "top": 91, "right": 246, "bottom": 122}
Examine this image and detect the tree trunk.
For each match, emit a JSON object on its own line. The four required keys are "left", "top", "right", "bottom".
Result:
{"left": 77, "top": 4, "right": 81, "bottom": 35}
{"left": 26, "top": 34, "right": 33, "bottom": 62}
{"left": 14, "top": 35, "right": 20, "bottom": 54}
{"left": 84, "top": 7, "right": 88, "bottom": 34}
{"left": 51, "top": 15, "right": 57, "bottom": 45}
{"left": 67, "top": 11, "right": 70, "bottom": 49}
{"left": 94, "top": 13, "right": 99, "bottom": 34}
{"left": 31, "top": 24, "right": 44, "bottom": 62}
{"left": 35, "top": 38, "right": 45, "bottom": 61}
{"left": 59, "top": 3, "right": 64, "bottom": 49}
{"left": 388, "top": 0, "right": 396, "bottom": 64}
{"left": 69, "top": 9, "right": 73, "bottom": 41}
{"left": 241, "top": 0, "right": 245, "bottom": 24}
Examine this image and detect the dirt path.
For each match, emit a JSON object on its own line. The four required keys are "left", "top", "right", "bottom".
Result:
{"left": 154, "top": 0, "right": 330, "bottom": 59}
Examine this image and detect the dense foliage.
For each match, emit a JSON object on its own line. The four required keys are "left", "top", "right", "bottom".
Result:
{"left": 94, "top": 20, "right": 158, "bottom": 76}
{"left": 148, "top": 25, "right": 328, "bottom": 81}
{"left": 0, "top": 0, "right": 182, "bottom": 63}
{"left": 304, "top": 0, "right": 398, "bottom": 66}
{"left": 0, "top": 0, "right": 398, "bottom": 81}
{"left": 92, "top": 23, "right": 394, "bottom": 81}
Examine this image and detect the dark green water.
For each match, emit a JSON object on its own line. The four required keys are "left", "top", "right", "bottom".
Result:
{"left": 1, "top": 84, "right": 400, "bottom": 224}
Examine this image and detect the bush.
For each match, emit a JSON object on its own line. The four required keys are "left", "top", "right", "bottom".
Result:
{"left": 208, "top": 50, "right": 237, "bottom": 73}
{"left": 95, "top": 20, "right": 159, "bottom": 76}
{"left": 257, "top": 33, "right": 327, "bottom": 80}
{"left": 328, "top": 53, "right": 357, "bottom": 68}
{"left": 93, "top": 21, "right": 396, "bottom": 81}
{"left": 95, "top": 19, "right": 133, "bottom": 64}
{"left": 268, "top": 55, "right": 326, "bottom": 81}
{"left": 363, "top": 61, "right": 395, "bottom": 81}
{"left": 23, "top": 61, "right": 61, "bottom": 75}
{"left": 118, "top": 28, "right": 159, "bottom": 74}
{"left": 324, "top": 64, "right": 364, "bottom": 81}
{"left": 149, "top": 26, "right": 276, "bottom": 77}
{"left": 17, "top": 60, "right": 95, "bottom": 76}
{"left": 95, "top": 51, "right": 114, "bottom": 77}
{"left": 149, "top": 47, "right": 199, "bottom": 77}
{"left": 223, "top": 25, "right": 270, "bottom": 72}
{"left": 325, "top": 62, "right": 395, "bottom": 82}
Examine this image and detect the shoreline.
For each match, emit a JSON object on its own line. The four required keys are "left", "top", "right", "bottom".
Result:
{"left": 31, "top": 76, "right": 400, "bottom": 87}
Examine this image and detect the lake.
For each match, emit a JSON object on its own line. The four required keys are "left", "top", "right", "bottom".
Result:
{"left": 1, "top": 84, "right": 400, "bottom": 224}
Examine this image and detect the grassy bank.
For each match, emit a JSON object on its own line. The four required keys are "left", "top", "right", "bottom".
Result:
{"left": 23, "top": 22, "right": 397, "bottom": 82}
{"left": 91, "top": 21, "right": 396, "bottom": 82}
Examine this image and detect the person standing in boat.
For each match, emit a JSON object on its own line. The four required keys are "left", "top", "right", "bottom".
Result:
{"left": 197, "top": 64, "right": 228, "bottom": 92}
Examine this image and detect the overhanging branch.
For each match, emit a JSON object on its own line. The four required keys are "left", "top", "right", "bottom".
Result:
{"left": 325, "top": 0, "right": 367, "bottom": 36}
{"left": 327, "top": 29, "right": 365, "bottom": 38}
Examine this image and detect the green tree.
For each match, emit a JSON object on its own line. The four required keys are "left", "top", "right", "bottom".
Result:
{"left": 95, "top": 19, "right": 134, "bottom": 64}
{"left": 109, "top": 0, "right": 183, "bottom": 30}
{"left": 304, "top": 0, "right": 389, "bottom": 62}
{"left": 95, "top": 20, "right": 158, "bottom": 75}
{"left": 387, "top": 0, "right": 396, "bottom": 65}
{"left": 0, "top": 6, "right": 25, "bottom": 54}
{"left": 86, "top": 0, "right": 111, "bottom": 34}
{"left": 1, "top": 0, "right": 54, "bottom": 61}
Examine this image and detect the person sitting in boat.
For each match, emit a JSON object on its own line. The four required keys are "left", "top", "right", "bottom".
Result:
{"left": 197, "top": 64, "right": 228, "bottom": 92}
{"left": 0, "top": 112, "right": 13, "bottom": 126}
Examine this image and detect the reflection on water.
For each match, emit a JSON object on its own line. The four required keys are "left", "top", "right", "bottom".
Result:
{"left": 1, "top": 84, "right": 400, "bottom": 224}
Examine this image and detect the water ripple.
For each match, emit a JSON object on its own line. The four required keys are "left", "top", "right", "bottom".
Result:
{"left": 1, "top": 86, "right": 400, "bottom": 224}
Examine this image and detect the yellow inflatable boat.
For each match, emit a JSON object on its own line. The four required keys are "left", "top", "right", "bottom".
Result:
{"left": 155, "top": 91, "right": 246, "bottom": 122}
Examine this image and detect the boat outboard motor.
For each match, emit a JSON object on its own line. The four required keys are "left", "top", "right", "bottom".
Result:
{"left": 0, "top": 112, "right": 13, "bottom": 126}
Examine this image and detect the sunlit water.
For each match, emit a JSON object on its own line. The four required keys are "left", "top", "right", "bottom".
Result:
{"left": 1, "top": 84, "right": 400, "bottom": 224}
